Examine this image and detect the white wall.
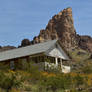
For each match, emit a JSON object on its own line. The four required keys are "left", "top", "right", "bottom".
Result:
{"left": 47, "top": 43, "right": 69, "bottom": 60}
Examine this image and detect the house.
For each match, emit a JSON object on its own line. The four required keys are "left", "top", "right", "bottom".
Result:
{"left": 0, "top": 40, "right": 71, "bottom": 73}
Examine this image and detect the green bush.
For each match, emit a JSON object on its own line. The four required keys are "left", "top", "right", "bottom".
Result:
{"left": 82, "top": 66, "right": 92, "bottom": 74}
{"left": 41, "top": 75, "right": 71, "bottom": 92}
{"left": 0, "top": 71, "right": 23, "bottom": 91}
{"left": 74, "top": 74, "right": 84, "bottom": 88}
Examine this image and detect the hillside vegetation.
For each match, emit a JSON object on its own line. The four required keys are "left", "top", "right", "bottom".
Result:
{"left": 0, "top": 49, "right": 92, "bottom": 92}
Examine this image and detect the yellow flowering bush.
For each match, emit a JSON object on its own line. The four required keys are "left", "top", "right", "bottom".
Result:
{"left": 41, "top": 72, "right": 56, "bottom": 77}
{"left": 9, "top": 88, "right": 21, "bottom": 92}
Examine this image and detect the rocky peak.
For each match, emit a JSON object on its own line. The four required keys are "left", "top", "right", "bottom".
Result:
{"left": 33, "top": 7, "right": 78, "bottom": 50}
{"left": 78, "top": 35, "right": 92, "bottom": 52}
{"left": 20, "top": 7, "right": 92, "bottom": 52}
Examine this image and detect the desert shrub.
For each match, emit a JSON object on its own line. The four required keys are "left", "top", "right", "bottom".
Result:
{"left": 9, "top": 88, "right": 21, "bottom": 92}
{"left": 73, "top": 74, "right": 85, "bottom": 88}
{"left": 24, "top": 85, "right": 32, "bottom": 91}
{"left": 82, "top": 66, "right": 92, "bottom": 74}
{"left": 0, "top": 88, "right": 6, "bottom": 92}
{"left": 25, "top": 61, "right": 44, "bottom": 82}
{"left": 0, "top": 70, "right": 23, "bottom": 91}
{"left": 0, "top": 71, "right": 12, "bottom": 89}
{"left": 41, "top": 74, "right": 72, "bottom": 92}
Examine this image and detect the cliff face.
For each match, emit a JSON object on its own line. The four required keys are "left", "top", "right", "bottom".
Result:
{"left": 32, "top": 7, "right": 78, "bottom": 50}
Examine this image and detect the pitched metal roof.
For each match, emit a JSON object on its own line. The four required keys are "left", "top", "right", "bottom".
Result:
{"left": 0, "top": 40, "right": 58, "bottom": 61}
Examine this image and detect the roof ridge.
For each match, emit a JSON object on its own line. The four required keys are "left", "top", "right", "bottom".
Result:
{"left": 0, "top": 39, "right": 57, "bottom": 54}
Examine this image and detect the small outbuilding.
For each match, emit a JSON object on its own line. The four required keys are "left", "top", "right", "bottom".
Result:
{"left": 0, "top": 40, "right": 71, "bottom": 73}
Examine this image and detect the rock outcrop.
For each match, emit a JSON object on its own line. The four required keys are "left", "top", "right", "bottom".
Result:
{"left": 32, "top": 7, "right": 78, "bottom": 50}
{"left": 78, "top": 35, "right": 92, "bottom": 52}
{"left": 20, "top": 7, "right": 92, "bottom": 52}
{"left": 21, "top": 39, "right": 31, "bottom": 47}
{"left": 0, "top": 46, "right": 16, "bottom": 52}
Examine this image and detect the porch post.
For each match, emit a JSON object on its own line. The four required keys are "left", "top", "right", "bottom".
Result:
{"left": 60, "top": 59, "right": 63, "bottom": 68}
{"left": 55, "top": 57, "right": 58, "bottom": 66}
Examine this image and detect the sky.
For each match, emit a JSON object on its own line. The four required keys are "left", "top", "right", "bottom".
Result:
{"left": 0, "top": 0, "right": 92, "bottom": 46}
